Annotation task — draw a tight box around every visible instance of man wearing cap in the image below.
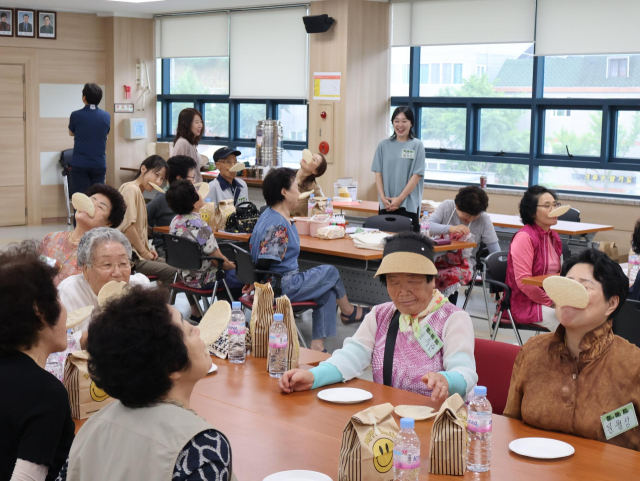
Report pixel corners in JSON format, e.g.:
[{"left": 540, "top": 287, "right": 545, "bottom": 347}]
[
  {"left": 277, "top": 231, "right": 477, "bottom": 404},
  {"left": 209, "top": 147, "right": 249, "bottom": 206}
]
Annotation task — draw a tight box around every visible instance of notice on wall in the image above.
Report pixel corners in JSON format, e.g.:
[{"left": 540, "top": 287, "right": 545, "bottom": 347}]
[{"left": 313, "top": 72, "right": 341, "bottom": 100}]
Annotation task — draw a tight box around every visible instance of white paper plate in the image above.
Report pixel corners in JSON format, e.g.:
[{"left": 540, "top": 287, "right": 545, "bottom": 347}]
[
  {"left": 207, "top": 363, "right": 218, "bottom": 374},
  {"left": 317, "top": 387, "right": 372, "bottom": 404},
  {"left": 263, "top": 471, "right": 332, "bottom": 481},
  {"left": 509, "top": 437, "right": 575, "bottom": 459}
]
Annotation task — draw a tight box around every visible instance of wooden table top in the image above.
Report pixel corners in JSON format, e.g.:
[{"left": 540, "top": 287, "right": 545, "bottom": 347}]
[
  {"left": 153, "top": 226, "right": 476, "bottom": 260},
  {"left": 489, "top": 213, "right": 613, "bottom": 236},
  {"left": 74, "top": 353, "right": 640, "bottom": 480},
  {"left": 333, "top": 200, "right": 381, "bottom": 214},
  {"left": 521, "top": 273, "right": 558, "bottom": 287}
]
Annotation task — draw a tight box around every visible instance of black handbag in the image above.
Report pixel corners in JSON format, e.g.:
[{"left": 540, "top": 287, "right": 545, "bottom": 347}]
[{"left": 224, "top": 201, "right": 260, "bottom": 233}]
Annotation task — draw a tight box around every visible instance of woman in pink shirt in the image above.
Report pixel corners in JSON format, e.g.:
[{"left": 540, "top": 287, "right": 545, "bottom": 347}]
[{"left": 505, "top": 186, "right": 562, "bottom": 331}]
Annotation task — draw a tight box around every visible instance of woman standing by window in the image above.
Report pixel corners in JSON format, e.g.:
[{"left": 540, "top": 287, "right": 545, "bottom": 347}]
[
  {"left": 372, "top": 106, "right": 425, "bottom": 232},
  {"left": 173, "top": 108, "right": 206, "bottom": 183}
]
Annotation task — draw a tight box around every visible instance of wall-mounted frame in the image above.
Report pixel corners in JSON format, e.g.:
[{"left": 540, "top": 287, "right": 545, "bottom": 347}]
[
  {"left": 0, "top": 7, "right": 14, "bottom": 37},
  {"left": 37, "top": 10, "right": 56, "bottom": 40},
  {"left": 15, "top": 8, "right": 35, "bottom": 38}
]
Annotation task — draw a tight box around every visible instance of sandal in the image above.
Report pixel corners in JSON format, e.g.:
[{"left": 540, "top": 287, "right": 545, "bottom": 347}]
[{"left": 341, "top": 305, "right": 370, "bottom": 325}]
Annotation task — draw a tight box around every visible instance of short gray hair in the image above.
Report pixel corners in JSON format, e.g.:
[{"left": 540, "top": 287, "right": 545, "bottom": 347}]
[{"left": 77, "top": 227, "right": 132, "bottom": 267}]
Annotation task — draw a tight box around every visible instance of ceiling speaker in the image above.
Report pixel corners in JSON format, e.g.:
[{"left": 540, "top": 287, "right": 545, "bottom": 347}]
[{"left": 303, "top": 14, "right": 335, "bottom": 34}]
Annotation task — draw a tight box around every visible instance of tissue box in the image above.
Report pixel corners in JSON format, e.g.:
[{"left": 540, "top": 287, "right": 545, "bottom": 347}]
[{"left": 334, "top": 181, "right": 358, "bottom": 201}]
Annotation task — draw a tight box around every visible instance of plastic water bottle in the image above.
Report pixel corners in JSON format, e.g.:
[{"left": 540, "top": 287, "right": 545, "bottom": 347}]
[
  {"left": 393, "top": 417, "right": 420, "bottom": 480},
  {"left": 59, "top": 329, "right": 79, "bottom": 365},
  {"left": 45, "top": 354, "right": 63, "bottom": 382},
  {"left": 467, "top": 385, "right": 492, "bottom": 472},
  {"left": 629, "top": 249, "right": 640, "bottom": 283},
  {"left": 268, "top": 313, "right": 288, "bottom": 378},
  {"left": 307, "top": 194, "right": 316, "bottom": 218},
  {"left": 228, "top": 301, "right": 246, "bottom": 363},
  {"left": 325, "top": 198, "right": 334, "bottom": 217},
  {"left": 420, "top": 213, "right": 430, "bottom": 237}
]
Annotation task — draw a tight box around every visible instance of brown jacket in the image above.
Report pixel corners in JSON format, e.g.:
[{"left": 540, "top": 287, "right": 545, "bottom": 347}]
[
  {"left": 504, "top": 321, "right": 640, "bottom": 451},
  {"left": 290, "top": 177, "right": 324, "bottom": 218}
]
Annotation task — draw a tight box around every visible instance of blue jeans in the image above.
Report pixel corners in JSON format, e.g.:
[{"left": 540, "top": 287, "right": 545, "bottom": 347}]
[
  {"left": 281, "top": 265, "right": 346, "bottom": 340},
  {"left": 70, "top": 165, "right": 106, "bottom": 197}
]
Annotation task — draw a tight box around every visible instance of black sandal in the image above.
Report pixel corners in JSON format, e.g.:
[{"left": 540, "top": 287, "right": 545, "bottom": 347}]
[{"left": 341, "top": 305, "right": 370, "bottom": 325}]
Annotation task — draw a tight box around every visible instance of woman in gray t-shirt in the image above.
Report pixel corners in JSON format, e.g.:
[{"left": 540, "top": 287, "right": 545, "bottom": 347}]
[{"left": 371, "top": 107, "right": 425, "bottom": 231}]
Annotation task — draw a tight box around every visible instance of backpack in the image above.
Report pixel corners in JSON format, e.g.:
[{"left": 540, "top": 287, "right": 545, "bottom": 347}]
[{"left": 224, "top": 201, "right": 260, "bottom": 233}]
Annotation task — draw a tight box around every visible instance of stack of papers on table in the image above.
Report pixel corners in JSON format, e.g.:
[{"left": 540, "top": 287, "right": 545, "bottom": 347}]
[{"left": 352, "top": 231, "right": 391, "bottom": 250}]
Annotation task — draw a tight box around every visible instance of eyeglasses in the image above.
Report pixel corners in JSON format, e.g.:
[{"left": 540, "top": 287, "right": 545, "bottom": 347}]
[
  {"left": 218, "top": 159, "right": 237, "bottom": 165},
  {"left": 537, "top": 202, "right": 562, "bottom": 210},
  {"left": 93, "top": 261, "right": 133, "bottom": 273}
]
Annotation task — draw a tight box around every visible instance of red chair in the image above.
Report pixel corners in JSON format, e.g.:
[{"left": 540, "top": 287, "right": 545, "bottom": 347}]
[{"left": 474, "top": 338, "right": 521, "bottom": 415}]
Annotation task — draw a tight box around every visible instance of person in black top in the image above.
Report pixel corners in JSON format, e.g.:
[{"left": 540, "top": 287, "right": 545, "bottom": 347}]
[
  {"left": 0, "top": 241, "right": 74, "bottom": 481},
  {"left": 629, "top": 219, "right": 640, "bottom": 300}
]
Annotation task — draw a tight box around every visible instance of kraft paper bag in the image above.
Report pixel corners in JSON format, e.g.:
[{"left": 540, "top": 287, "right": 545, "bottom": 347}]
[
  {"left": 338, "top": 403, "right": 399, "bottom": 481},
  {"left": 250, "top": 282, "right": 275, "bottom": 358},
  {"left": 598, "top": 241, "right": 619, "bottom": 261},
  {"left": 199, "top": 202, "right": 217, "bottom": 230},
  {"left": 214, "top": 199, "right": 236, "bottom": 232},
  {"left": 274, "top": 295, "right": 300, "bottom": 371},
  {"left": 64, "top": 351, "right": 115, "bottom": 420},
  {"left": 429, "top": 393, "right": 468, "bottom": 476}
]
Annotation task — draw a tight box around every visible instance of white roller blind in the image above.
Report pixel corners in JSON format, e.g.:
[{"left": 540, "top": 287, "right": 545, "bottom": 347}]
[
  {"left": 392, "top": 3, "right": 411, "bottom": 47},
  {"left": 536, "top": 0, "right": 640, "bottom": 56},
  {"left": 230, "top": 8, "right": 307, "bottom": 99},
  {"left": 156, "top": 14, "right": 228, "bottom": 59},
  {"left": 392, "top": 0, "right": 535, "bottom": 47}
]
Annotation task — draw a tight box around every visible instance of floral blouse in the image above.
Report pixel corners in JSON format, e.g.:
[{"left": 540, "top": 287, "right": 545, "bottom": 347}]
[
  {"left": 39, "top": 231, "right": 81, "bottom": 286},
  {"left": 248, "top": 207, "right": 300, "bottom": 275},
  {"left": 170, "top": 213, "right": 219, "bottom": 288}
]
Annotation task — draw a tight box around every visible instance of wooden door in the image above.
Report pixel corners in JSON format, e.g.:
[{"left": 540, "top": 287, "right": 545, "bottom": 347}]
[{"left": 0, "top": 65, "right": 26, "bottom": 226}]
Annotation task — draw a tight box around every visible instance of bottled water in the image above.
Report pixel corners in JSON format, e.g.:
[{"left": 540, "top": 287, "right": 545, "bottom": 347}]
[
  {"left": 420, "top": 213, "right": 430, "bottom": 237},
  {"left": 45, "top": 354, "right": 63, "bottom": 382},
  {"left": 59, "top": 329, "right": 79, "bottom": 366},
  {"left": 228, "top": 301, "right": 246, "bottom": 363},
  {"left": 467, "top": 385, "right": 492, "bottom": 472},
  {"left": 268, "top": 313, "right": 288, "bottom": 378},
  {"left": 307, "top": 194, "right": 316, "bottom": 218},
  {"left": 325, "top": 198, "right": 334, "bottom": 217},
  {"left": 629, "top": 249, "right": 640, "bottom": 283},
  {"left": 393, "top": 417, "right": 420, "bottom": 480}
]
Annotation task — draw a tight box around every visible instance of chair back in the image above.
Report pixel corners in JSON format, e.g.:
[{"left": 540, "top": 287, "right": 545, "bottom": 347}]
[
  {"left": 474, "top": 338, "right": 521, "bottom": 415},
  {"left": 613, "top": 299, "right": 640, "bottom": 348},
  {"left": 484, "top": 251, "right": 509, "bottom": 293},
  {"left": 162, "top": 234, "right": 203, "bottom": 270},
  {"left": 474, "top": 242, "right": 488, "bottom": 268},
  {"left": 259, "top": 205, "right": 268, "bottom": 215},
  {"left": 562, "top": 241, "right": 572, "bottom": 261},
  {"left": 558, "top": 207, "right": 581, "bottom": 223},
  {"left": 230, "top": 244, "right": 257, "bottom": 284},
  {"left": 363, "top": 214, "right": 412, "bottom": 233}
]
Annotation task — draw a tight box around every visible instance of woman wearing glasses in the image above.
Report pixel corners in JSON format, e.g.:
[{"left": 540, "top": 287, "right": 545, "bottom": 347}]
[{"left": 505, "top": 186, "right": 563, "bottom": 331}]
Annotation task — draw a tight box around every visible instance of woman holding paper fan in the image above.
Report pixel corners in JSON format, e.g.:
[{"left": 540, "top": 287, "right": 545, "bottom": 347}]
[
  {"left": 278, "top": 232, "right": 477, "bottom": 404},
  {"left": 505, "top": 248, "right": 640, "bottom": 451},
  {"left": 290, "top": 150, "right": 327, "bottom": 217}
]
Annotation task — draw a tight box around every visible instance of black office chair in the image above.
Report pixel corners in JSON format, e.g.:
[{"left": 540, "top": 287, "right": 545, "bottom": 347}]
[
  {"left": 231, "top": 244, "right": 317, "bottom": 348},
  {"left": 613, "top": 299, "right": 640, "bottom": 348},
  {"left": 162, "top": 234, "right": 233, "bottom": 316},
  {"left": 562, "top": 241, "right": 573, "bottom": 262},
  {"left": 558, "top": 207, "right": 581, "bottom": 223},
  {"left": 364, "top": 214, "right": 412, "bottom": 233},
  {"left": 259, "top": 205, "right": 268, "bottom": 215},
  {"left": 462, "top": 243, "right": 492, "bottom": 325},
  {"left": 484, "top": 251, "right": 550, "bottom": 346},
  {"left": 59, "top": 149, "right": 74, "bottom": 225}
]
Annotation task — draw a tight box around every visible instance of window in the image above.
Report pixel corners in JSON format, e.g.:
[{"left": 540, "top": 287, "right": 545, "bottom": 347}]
[
  {"left": 197, "top": 144, "right": 226, "bottom": 161},
  {"left": 277, "top": 104, "right": 307, "bottom": 142},
  {"left": 543, "top": 110, "right": 602, "bottom": 157},
  {"left": 608, "top": 57, "right": 629, "bottom": 78},
  {"left": 420, "top": 107, "right": 466, "bottom": 150},
  {"left": 390, "top": 47, "right": 410, "bottom": 97},
  {"left": 283, "top": 149, "right": 303, "bottom": 169},
  {"left": 425, "top": 159, "right": 529, "bottom": 187},
  {"left": 479, "top": 108, "right": 531, "bottom": 154},
  {"left": 204, "top": 103, "right": 229, "bottom": 138},
  {"left": 551, "top": 109, "right": 571, "bottom": 117},
  {"left": 615, "top": 111, "right": 640, "bottom": 159},
  {"left": 419, "top": 43, "right": 533, "bottom": 97},
  {"left": 544, "top": 54, "right": 640, "bottom": 98},
  {"left": 156, "top": 59, "right": 162, "bottom": 95},
  {"left": 156, "top": 101, "right": 162, "bottom": 137},
  {"left": 539, "top": 167, "right": 639, "bottom": 196},
  {"left": 169, "top": 57, "right": 229, "bottom": 95},
  {"left": 420, "top": 64, "right": 430, "bottom": 85},
  {"left": 171, "top": 102, "right": 194, "bottom": 135},
  {"left": 238, "top": 104, "right": 266, "bottom": 139},
  {"left": 236, "top": 146, "right": 256, "bottom": 165}
]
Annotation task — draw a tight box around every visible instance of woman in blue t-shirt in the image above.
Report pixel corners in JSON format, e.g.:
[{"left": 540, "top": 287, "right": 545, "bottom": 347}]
[{"left": 249, "top": 168, "right": 369, "bottom": 352}]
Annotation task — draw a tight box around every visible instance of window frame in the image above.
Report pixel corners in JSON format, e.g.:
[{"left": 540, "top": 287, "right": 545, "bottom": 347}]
[{"left": 391, "top": 47, "right": 640, "bottom": 198}]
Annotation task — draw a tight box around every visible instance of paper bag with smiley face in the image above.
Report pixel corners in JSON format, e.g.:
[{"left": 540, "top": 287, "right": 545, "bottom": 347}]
[
  {"left": 429, "top": 393, "right": 468, "bottom": 475},
  {"left": 64, "top": 350, "right": 115, "bottom": 419},
  {"left": 338, "top": 402, "right": 398, "bottom": 481},
  {"left": 199, "top": 202, "right": 217, "bottom": 230}
]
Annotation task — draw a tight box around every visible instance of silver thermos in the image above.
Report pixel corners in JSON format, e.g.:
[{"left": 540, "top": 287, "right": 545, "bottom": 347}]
[{"left": 256, "top": 120, "right": 283, "bottom": 177}]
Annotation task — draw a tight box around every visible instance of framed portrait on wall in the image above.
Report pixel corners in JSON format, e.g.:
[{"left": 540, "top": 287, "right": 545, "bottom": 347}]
[
  {"left": 15, "top": 9, "right": 35, "bottom": 37},
  {"left": 37, "top": 11, "right": 56, "bottom": 39},
  {"left": 0, "top": 7, "right": 13, "bottom": 36}
]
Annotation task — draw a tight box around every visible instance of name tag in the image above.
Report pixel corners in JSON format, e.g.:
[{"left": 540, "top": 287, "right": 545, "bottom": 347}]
[
  {"left": 401, "top": 149, "right": 415, "bottom": 159},
  {"left": 601, "top": 403, "right": 638, "bottom": 440},
  {"left": 90, "top": 105, "right": 96, "bottom": 110},
  {"left": 416, "top": 324, "right": 443, "bottom": 359},
  {"left": 237, "top": 196, "right": 248, "bottom": 204}
]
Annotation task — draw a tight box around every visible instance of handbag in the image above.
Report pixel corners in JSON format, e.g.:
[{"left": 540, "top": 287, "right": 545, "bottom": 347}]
[{"left": 224, "top": 201, "right": 260, "bottom": 233}]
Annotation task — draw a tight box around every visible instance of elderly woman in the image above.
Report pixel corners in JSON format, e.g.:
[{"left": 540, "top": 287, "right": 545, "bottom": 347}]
[
  {"left": 57, "top": 228, "right": 150, "bottom": 344},
  {"left": 504, "top": 248, "right": 640, "bottom": 451},
  {"left": 505, "top": 185, "right": 563, "bottom": 331},
  {"left": 429, "top": 185, "right": 500, "bottom": 305},
  {"left": 56, "top": 287, "right": 236, "bottom": 480},
  {"left": 249, "top": 168, "right": 368, "bottom": 352},
  {"left": 279, "top": 232, "right": 477, "bottom": 403},
  {"left": 0, "top": 242, "right": 74, "bottom": 481},
  {"left": 629, "top": 219, "right": 640, "bottom": 300},
  {"left": 39, "top": 184, "right": 126, "bottom": 286},
  {"left": 290, "top": 151, "right": 327, "bottom": 217}
]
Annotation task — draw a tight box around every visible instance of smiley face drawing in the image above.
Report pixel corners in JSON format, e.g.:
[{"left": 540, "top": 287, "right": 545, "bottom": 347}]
[
  {"left": 90, "top": 381, "right": 109, "bottom": 402},
  {"left": 372, "top": 437, "right": 394, "bottom": 473},
  {"left": 200, "top": 211, "right": 211, "bottom": 224}
]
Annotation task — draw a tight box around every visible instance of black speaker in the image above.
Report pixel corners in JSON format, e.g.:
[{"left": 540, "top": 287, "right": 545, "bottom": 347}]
[{"left": 303, "top": 14, "right": 335, "bottom": 34}]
